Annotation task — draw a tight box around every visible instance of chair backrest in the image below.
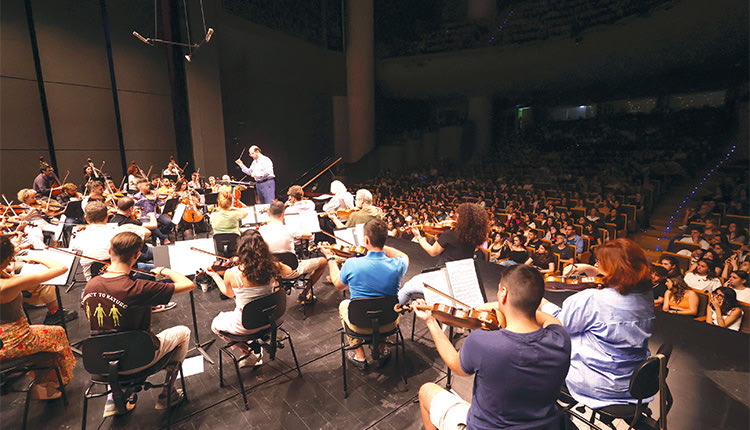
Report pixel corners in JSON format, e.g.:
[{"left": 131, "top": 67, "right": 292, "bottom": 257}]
[
  {"left": 273, "top": 252, "right": 299, "bottom": 271},
  {"left": 213, "top": 233, "right": 239, "bottom": 258},
  {"left": 691, "top": 288, "right": 709, "bottom": 319},
  {"left": 628, "top": 356, "right": 661, "bottom": 400},
  {"left": 347, "top": 296, "right": 399, "bottom": 328},
  {"left": 241, "top": 288, "right": 287, "bottom": 330},
  {"left": 81, "top": 331, "right": 158, "bottom": 375}
]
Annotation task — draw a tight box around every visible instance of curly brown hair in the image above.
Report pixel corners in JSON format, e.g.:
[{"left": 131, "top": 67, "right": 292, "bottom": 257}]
[
  {"left": 454, "top": 203, "right": 489, "bottom": 248},
  {"left": 237, "top": 230, "right": 279, "bottom": 285}
]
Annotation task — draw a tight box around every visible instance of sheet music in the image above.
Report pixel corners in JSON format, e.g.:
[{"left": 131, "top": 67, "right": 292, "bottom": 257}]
[
  {"left": 299, "top": 211, "right": 321, "bottom": 233},
  {"left": 254, "top": 204, "right": 270, "bottom": 224},
  {"left": 334, "top": 228, "right": 356, "bottom": 247},
  {"left": 354, "top": 224, "right": 365, "bottom": 247},
  {"left": 19, "top": 248, "right": 77, "bottom": 286},
  {"left": 406, "top": 270, "right": 455, "bottom": 307},
  {"left": 241, "top": 209, "right": 257, "bottom": 226},
  {"left": 445, "top": 259, "right": 485, "bottom": 308},
  {"left": 283, "top": 213, "right": 302, "bottom": 232},
  {"left": 168, "top": 238, "right": 217, "bottom": 275},
  {"left": 172, "top": 204, "right": 186, "bottom": 225}
]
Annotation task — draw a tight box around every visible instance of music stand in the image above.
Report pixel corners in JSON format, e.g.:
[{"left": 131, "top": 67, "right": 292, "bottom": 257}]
[
  {"left": 64, "top": 200, "right": 83, "bottom": 220},
  {"left": 161, "top": 197, "right": 179, "bottom": 216},
  {"left": 240, "top": 187, "right": 257, "bottom": 206},
  {"left": 153, "top": 241, "right": 216, "bottom": 364},
  {"left": 204, "top": 192, "right": 219, "bottom": 206}
]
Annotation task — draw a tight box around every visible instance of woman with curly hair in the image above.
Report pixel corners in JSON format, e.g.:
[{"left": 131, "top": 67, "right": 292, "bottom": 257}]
[
  {"left": 209, "top": 229, "right": 292, "bottom": 367},
  {"left": 411, "top": 202, "right": 489, "bottom": 263},
  {"left": 662, "top": 276, "right": 699, "bottom": 316}
]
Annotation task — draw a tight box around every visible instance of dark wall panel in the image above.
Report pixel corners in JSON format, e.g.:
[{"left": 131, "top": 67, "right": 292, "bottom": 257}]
[
  {"left": 45, "top": 83, "right": 119, "bottom": 151},
  {"left": 118, "top": 91, "right": 175, "bottom": 151},
  {"left": 0, "top": 151, "right": 52, "bottom": 199},
  {"left": 31, "top": 0, "right": 111, "bottom": 87},
  {"left": 1, "top": 0, "right": 37, "bottom": 80},
  {"left": 0, "top": 79, "right": 48, "bottom": 150}
]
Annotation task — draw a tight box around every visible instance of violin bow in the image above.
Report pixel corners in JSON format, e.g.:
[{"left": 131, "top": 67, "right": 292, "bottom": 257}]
[
  {"left": 1, "top": 195, "right": 18, "bottom": 217},
  {"left": 45, "top": 246, "right": 156, "bottom": 277},
  {"left": 422, "top": 282, "right": 472, "bottom": 310},
  {"left": 318, "top": 229, "right": 356, "bottom": 247},
  {"left": 189, "top": 247, "right": 229, "bottom": 260}
]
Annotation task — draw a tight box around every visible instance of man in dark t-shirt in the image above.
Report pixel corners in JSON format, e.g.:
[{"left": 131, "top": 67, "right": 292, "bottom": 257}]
[
  {"left": 553, "top": 232, "right": 576, "bottom": 265},
  {"left": 651, "top": 265, "right": 669, "bottom": 307},
  {"left": 82, "top": 231, "right": 195, "bottom": 415},
  {"left": 415, "top": 265, "right": 571, "bottom": 430}
]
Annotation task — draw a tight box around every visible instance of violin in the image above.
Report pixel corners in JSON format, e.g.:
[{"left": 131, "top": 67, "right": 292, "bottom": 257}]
[
  {"left": 543, "top": 274, "right": 604, "bottom": 292},
  {"left": 309, "top": 242, "right": 367, "bottom": 258},
  {"left": 189, "top": 247, "right": 237, "bottom": 272},
  {"left": 396, "top": 302, "right": 500, "bottom": 331},
  {"left": 408, "top": 220, "right": 455, "bottom": 236},
  {"left": 335, "top": 208, "right": 356, "bottom": 220}
]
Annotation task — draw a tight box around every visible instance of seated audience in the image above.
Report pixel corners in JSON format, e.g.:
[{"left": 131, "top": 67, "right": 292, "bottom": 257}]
[
  {"left": 725, "top": 270, "right": 750, "bottom": 303},
  {"left": 706, "top": 287, "right": 743, "bottom": 331},
  {"left": 662, "top": 276, "right": 700, "bottom": 316},
  {"left": 684, "top": 259, "right": 721, "bottom": 292},
  {"left": 525, "top": 243, "right": 556, "bottom": 274},
  {"left": 651, "top": 265, "right": 669, "bottom": 307}
]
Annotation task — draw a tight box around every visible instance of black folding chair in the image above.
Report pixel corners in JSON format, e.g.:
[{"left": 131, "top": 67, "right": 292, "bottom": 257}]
[
  {"left": 340, "top": 295, "right": 407, "bottom": 398},
  {"left": 0, "top": 339, "right": 69, "bottom": 430},
  {"left": 80, "top": 331, "right": 188, "bottom": 430},
  {"left": 217, "top": 288, "right": 301, "bottom": 410}
]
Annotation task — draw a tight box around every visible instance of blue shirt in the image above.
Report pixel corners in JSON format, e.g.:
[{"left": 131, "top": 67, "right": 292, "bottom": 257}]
[
  {"left": 566, "top": 234, "right": 584, "bottom": 254},
  {"left": 339, "top": 251, "right": 408, "bottom": 299},
  {"left": 542, "top": 288, "right": 654, "bottom": 409},
  {"left": 459, "top": 324, "right": 571, "bottom": 429}
]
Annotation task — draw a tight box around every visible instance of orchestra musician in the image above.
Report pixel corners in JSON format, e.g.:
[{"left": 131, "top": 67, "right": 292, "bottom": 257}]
[
  {"left": 539, "top": 238, "right": 655, "bottom": 410},
  {"left": 133, "top": 178, "right": 173, "bottom": 245},
  {"left": 33, "top": 162, "right": 61, "bottom": 197},
  {"left": 414, "top": 265, "right": 571, "bottom": 430},
  {"left": 82, "top": 231, "right": 193, "bottom": 415},
  {"left": 234, "top": 145, "right": 275, "bottom": 204},
  {"left": 127, "top": 162, "right": 145, "bottom": 194},
  {"left": 398, "top": 202, "right": 488, "bottom": 305},
  {"left": 188, "top": 172, "right": 204, "bottom": 189},
  {"left": 163, "top": 156, "right": 183, "bottom": 177},
  {"left": 322, "top": 180, "right": 354, "bottom": 212},
  {"left": 258, "top": 201, "right": 327, "bottom": 304},
  {"left": 207, "top": 176, "right": 221, "bottom": 193},
  {"left": 321, "top": 219, "right": 408, "bottom": 369},
  {"left": 209, "top": 230, "right": 294, "bottom": 367},
  {"left": 209, "top": 191, "right": 248, "bottom": 257},
  {"left": 284, "top": 185, "right": 315, "bottom": 215},
  {"left": 329, "top": 189, "right": 383, "bottom": 229},
  {"left": 56, "top": 183, "right": 83, "bottom": 205},
  {"left": 0, "top": 236, "right": 76, "bottom": 400},
  {"left": 172, "top": 180, "right": 209, "bottom": 238}
]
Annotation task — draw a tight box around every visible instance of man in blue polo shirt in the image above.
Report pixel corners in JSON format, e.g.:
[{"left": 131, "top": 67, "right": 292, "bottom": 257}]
[{"left": 322, "top": 218, "right": 408, "bottom": 369}]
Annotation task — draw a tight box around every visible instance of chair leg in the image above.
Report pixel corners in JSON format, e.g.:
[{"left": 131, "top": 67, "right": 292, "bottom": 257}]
[
  {"left": 228, "top": 349, "right": 249, "bottom": 410},
  {"left": 178, "top": 364, "right": 188, "bottom": 402},
  {"left": 219, "top": 348, "right": 225, "bottom": 387},
  {"left": 53, "top": 366, "right": 69, "bottom": 405},
  {"left": 23, "top": 380, "right": 33, "bottom": 430},
  {"left": 398, "top": 331, "right": 407, "bottom": 386},
  {"left": 81, "top": 388, "right": 89, "bottom": 430},
  {"left": 282, "top": 330, "right": 302, "bottom": 377},
  {"left": 341, "top": 332, "right": 348, "bottom": 398},
  {"left": 411, "top": 313, "right": 416, "bottom": 341}
]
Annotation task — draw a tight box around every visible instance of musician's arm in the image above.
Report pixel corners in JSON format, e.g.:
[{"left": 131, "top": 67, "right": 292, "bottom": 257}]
[
  {"left": 535, "top": 310, "right": 562, "bottom": 328},
  {"left": 330, "top": 215, "right": 345, "bottom": 229},
  {"left": 319, "top": 247, "right": 347, "bottom": 291},
  {"left": 422, "top": 314, "right": 468, "bottom": 376},
  {"left": 415, "top": 234, "right": 444, "bottom": 257}
]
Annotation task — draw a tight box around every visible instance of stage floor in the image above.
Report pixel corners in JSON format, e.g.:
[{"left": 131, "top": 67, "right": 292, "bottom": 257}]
[{"left": 1, "top": 238, "right": 748, "bottom": 429}]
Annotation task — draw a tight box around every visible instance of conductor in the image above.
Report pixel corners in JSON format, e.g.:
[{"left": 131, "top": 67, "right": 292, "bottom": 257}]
[{"left": 235, "top": 145, "right": 275, "bottom": 204}]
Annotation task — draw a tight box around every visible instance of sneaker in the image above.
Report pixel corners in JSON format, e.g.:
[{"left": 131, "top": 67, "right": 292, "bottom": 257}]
[
  {"left": 155, "top": 388, "right": 184, "bottom": 410},
  {"left": 103, "top": 394, "right": 137, "bottom": 417},
  {"left": 43, "top": 309, "right": 78, "bottom": 326},
  {"left": 239, "top": 349, "right": 264, "bottom": 368},
  {"left": 346, "top": 351, "right": 367, "bottom": 370},
  {"left": 151, "top": 302, "right": 177, "bottom": 313},
  {"left": 297, "top": 292, "right": 316, "bottom": 305}
]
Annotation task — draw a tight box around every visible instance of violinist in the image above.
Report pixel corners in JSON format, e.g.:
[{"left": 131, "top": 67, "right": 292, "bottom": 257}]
[
  {"left": 258, "top": 201, "right": 326, "bottom": 305},
  {"left": 133, "top": 178, "right": 173, "bottom": 245},
  {"left": 109, "top": 197, "right": 158, "bottom": 238},
  {"left": 157, "top": 177, "right": 174, "bottom": 198},
  {"left": 33, "top": 164, "right": 61, "bottom": 197},
  {"left": 207, "top": 176, "right": 221, "bottom": 193},
  {"left": 56, "top": 183, "right": 83, "bottom": 205},
  {"left": 412, "top": 202, "right": 487, "bottom": 263},
  {"left": 329, "top": 189, "right": 383, "bottom": 229},
  {"left": 218, "top": 175, "right": 233, "bottom": 194},
  {"left": 414, "top": 265, "right": 570, "bottom": 430},
  {"left": 322, "top": 219, "right": 408, "bottom": 369},
  {"left": 284, "top": 185, "right": 315, "bottom": 215},
  {"left": 538, "top": 238, "right": 654, "bottom": 410},
  {"left": 126, "top": 162, "right": 145, "bottom": 194}
]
